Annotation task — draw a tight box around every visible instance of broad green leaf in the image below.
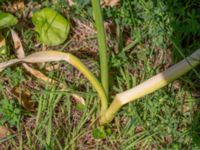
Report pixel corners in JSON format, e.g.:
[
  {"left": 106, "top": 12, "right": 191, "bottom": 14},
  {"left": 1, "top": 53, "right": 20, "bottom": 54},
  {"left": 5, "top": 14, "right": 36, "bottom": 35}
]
[
  {"left": 32, "top": 8, "right": 70, "bottom": 46},
  {"left": 0, "top": 12, "right": 18, "bottom": 29}
]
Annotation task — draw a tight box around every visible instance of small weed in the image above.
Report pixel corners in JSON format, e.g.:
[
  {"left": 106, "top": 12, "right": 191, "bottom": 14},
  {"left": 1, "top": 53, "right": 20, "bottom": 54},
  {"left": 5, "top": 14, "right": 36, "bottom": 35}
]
[{"left": 0, "top": 98, "right": 21, "bottom": 127}]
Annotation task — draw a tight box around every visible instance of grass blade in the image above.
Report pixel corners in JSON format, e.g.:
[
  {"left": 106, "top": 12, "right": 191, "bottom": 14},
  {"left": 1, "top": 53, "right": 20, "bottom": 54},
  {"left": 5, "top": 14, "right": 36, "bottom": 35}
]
[{"left": 92, "top": 0, "right": 109, "bottom": 98}]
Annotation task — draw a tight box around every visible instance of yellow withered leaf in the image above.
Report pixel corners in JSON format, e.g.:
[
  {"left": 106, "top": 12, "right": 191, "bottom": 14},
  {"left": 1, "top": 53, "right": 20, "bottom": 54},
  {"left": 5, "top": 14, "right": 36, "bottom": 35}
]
[
  {"left": 11, "top": 31, "right": 86, "bottom": 107},
  {"left": 11, "top": 30, "right": 57, "bottom": 84},
  {"left": 0, "top": 50, "right": 109, "bottom": 115}
]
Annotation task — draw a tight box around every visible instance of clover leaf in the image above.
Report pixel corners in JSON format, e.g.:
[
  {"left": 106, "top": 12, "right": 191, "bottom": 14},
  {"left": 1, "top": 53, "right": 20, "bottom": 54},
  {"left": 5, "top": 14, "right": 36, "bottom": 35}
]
[{"left": 32, "top": 8, "right": 70, "bottom": 46}]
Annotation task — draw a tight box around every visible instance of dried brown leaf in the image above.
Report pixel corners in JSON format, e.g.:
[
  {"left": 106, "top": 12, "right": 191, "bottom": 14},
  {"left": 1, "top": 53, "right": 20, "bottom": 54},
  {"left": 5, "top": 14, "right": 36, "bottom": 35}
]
[
  {"left": 8, "top": 0, "right": 25, "bottom": 12},
  {"left": 12, "top": 86, "right": 36, "bottom": 112},
  {"left": 45, "top": 64, "right": 60, "bottom": 71},
  {"left": 102, "top": 0, "right": 119, "bottom": 7},
  {"left": 66, "top": 0, "right": 75, "bottom": 6},
  {"left": 72, "top": 94, "right": 86, "bottom": 106},
  {"left": 11, "top": 30, "right": 25, "bottom": 58},
  {"left": 0, "top": 33, "right": 6, "bottom": 55},
  {"left": 0, "top": 59, "right": 20, "bottom": 72},
  {"left": 0, "top": 126, "right": 10, "bottom": 139},
  {"left": 0, "top": 33, "right": 5, "bottom": 48},
  {"left": 135, "top": 125, "right": 143, "bottom": 133}
]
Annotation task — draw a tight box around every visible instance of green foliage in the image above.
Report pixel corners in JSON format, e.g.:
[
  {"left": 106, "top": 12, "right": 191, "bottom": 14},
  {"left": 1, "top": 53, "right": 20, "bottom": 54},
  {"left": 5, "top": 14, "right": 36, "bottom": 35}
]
[
  {"left": 32, "top": 8, "right": 70, "bottom": 46},
  {"left": 167, "top": 0, "right": 200, "bottom": 55},
  {"left": 92, "top": 127, "right": 107, "bottom": 139},
  {"left": 190, "top": 110, "right": 200, "bottom": 148},
  {"left": 0, "top": 12, "right": 18, "bottom": 29},
  {"left": 0, "top": 45, "right": 6, "bottom": 55},
  {"left": 104, "top": 0, "right": 172, "bottom": 49},
  {"left": 0, "top": 0, "right": 200, "bottom": 149},
  {"left": 0, "top": 0, "right": 14, "bottom": 4},
  {"left": 0, "top": 98, "right": 21, "bottom": 127},
  {"left": 75, "top": 103, "right": 86, "bottom": 111},
  {"left": 2, "top": 68, "right": 24, "bottom": 86}
]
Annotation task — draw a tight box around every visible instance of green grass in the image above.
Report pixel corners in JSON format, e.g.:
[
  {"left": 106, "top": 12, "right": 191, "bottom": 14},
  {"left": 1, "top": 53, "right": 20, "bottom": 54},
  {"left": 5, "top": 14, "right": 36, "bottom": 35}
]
[{"left": 0, "top": 0, "right": 200, "bottom": 149}]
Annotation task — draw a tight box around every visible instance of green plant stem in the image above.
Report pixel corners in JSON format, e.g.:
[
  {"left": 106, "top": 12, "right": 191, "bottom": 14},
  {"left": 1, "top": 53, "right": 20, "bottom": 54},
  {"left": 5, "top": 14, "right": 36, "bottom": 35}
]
[
  {"left": 0, "top": 51, "right": 108, "bottom": 114},
  {"left": 91, "top": 0, "right": 109, "bottom": 97},
  {"left": 100, "top": 49, "right": 200, "bottom": 125}
]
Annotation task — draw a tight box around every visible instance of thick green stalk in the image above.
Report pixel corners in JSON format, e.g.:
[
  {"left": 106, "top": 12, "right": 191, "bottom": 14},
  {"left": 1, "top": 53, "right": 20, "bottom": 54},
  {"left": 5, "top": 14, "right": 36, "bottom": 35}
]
[
  {"left": 100, "top": 49, "right": 200, "bottom": 125},
  {"left": 92, "top": 0, "right": 109, "bottom": 97},
  {"left": 0, "top": 51, "right": 108, "bottom": 114}
]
